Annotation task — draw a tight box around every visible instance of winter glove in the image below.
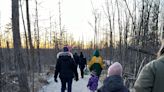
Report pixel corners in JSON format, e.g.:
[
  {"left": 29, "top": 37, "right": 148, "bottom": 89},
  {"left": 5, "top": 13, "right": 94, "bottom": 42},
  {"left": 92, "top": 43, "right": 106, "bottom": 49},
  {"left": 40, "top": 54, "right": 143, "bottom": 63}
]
[
  {"left": 54, "top": 78, "right": 58, "bottom": 82},
  {"left": 75, "top": 77, "right": 79, "bottom": 81}
]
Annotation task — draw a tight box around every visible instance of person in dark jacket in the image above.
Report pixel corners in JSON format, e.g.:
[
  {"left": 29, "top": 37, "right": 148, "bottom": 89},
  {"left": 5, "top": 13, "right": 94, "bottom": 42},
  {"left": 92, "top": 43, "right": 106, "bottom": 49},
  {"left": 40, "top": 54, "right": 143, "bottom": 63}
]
[
  {"left": 98, "top": 62, "right": 129, "bottom": 92},
  {"left": 73, "top": 52, "right": 80, "bottom": 68},
  {"left": 87, "top": 70, "right": 99, "bottom": 92},
  {"left": 79, "top": 52, "right": 87, "bottom": 78},
  {"left": 54, "top": 46, "right": 79, "bottom": 92}
]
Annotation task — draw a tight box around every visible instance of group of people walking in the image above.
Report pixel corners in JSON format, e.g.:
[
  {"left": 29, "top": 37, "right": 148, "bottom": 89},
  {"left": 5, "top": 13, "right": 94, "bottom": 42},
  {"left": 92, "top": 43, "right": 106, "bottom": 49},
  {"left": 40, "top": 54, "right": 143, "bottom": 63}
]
[
  {"left": 54, "top": 39, "right": 164, "bottom": 92},
  {"left": 54, "top": 46, "right": 87, "bottom": 92}
]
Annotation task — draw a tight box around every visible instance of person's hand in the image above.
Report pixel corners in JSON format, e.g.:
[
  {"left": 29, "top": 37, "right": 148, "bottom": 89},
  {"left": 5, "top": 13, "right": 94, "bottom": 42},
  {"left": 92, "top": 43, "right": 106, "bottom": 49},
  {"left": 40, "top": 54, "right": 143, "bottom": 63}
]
[
  {"left": 75, "top": 77, "right": 79, "bottom": 81},
  {"left": 54, "top": 78, "right": 58, "bottom": 82}
]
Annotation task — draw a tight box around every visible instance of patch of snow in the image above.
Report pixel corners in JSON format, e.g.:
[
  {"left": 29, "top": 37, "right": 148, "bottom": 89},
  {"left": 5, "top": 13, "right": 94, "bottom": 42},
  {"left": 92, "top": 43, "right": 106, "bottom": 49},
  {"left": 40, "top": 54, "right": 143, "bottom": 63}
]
[{"left": 39, "top": 69, "right": 102, "bottom": 92}]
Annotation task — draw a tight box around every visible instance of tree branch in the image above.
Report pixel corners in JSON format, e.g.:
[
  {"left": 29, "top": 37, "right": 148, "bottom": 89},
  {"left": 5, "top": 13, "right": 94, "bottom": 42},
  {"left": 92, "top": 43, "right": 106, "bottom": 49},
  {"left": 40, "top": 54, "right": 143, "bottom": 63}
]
[{"left": 128, "top": 46, "right": 156, "bottom": 56}]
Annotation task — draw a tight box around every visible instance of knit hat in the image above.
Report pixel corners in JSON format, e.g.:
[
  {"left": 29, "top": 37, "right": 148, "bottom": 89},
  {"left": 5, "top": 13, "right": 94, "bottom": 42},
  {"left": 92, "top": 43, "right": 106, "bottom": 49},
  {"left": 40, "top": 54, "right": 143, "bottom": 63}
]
[
  {"left": 93, "top": 49, "right": 99, "bottom": 57},
  {"left": 107, "top": 62, "right": 123, "bottom": 77},
  {"left": 63, "top": 46, "right": 69, "bottom": 52},
  {"left": 67, "top": 46, "right": 72, "bottom": 52}
]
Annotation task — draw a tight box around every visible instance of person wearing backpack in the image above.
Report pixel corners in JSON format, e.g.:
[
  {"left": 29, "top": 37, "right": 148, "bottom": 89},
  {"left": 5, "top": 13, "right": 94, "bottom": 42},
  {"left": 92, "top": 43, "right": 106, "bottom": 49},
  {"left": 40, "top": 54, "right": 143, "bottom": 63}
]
[
  {"left": 88, "top": 49, "right": 104, "bottom": 77},
  {"left": 134, "top": 40, "right": 164, "bottom": 92},
  {"left": 54, "top": 46, "right": 79, "bottom": 92}
]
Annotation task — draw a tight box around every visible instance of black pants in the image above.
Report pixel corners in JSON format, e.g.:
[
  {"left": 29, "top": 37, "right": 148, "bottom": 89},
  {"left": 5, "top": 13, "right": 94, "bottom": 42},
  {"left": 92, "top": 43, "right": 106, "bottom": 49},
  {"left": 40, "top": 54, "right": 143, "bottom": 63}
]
[
  {"left": 60, "top": 78, "right": 73, "bottom": 92},
  {"left": 80, "top": 68, "right": 84, "bottom": 78}
]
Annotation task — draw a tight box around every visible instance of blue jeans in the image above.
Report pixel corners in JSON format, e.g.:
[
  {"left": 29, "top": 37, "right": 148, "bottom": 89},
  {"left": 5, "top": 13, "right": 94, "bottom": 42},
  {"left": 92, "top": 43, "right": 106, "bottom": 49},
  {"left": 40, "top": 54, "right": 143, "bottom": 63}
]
[{"left": 60, "top": 78, "right": 73, "bottom": 92}]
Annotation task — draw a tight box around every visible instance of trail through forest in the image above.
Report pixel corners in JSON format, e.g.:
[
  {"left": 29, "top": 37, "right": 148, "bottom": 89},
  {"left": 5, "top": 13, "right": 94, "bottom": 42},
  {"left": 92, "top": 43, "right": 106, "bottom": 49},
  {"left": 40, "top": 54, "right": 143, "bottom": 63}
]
[{"left": 39, "top": 69, "right": 102, "bottom": 92}]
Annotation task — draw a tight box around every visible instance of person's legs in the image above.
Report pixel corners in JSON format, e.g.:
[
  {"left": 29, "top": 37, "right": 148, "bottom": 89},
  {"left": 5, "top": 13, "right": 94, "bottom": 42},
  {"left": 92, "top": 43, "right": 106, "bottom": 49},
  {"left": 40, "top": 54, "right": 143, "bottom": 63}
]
[
  {"left": 60, "top": 78, "right": 66, "bottom": 92},
  {"left": 97, "top": 69, "right": 102, "bottom": 78},
  {"left": 67, "top": 78, "right": 73, "bottom": 92},
  {"left": 80, "top": 68, "right": 84, "bottom": 78}
]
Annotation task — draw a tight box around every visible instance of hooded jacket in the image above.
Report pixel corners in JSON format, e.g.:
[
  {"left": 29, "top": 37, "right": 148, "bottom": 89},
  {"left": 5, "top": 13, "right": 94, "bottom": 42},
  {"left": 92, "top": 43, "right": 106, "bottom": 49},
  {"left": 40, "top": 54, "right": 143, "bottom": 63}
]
[
  {"left": 98, "top": 75, "right": 129, "bottom": 92},
  {"left": 87, "top": 74, "right": 99, "bottom": 91},
  {"left": 54, "top": 52, "right": 78, "bottom": 79},
  {"left": 134, "top": 55, "right": 164, "bottom": 92},
  {"left": 88, "top": 50, "right": 104, "bottom": 76}
]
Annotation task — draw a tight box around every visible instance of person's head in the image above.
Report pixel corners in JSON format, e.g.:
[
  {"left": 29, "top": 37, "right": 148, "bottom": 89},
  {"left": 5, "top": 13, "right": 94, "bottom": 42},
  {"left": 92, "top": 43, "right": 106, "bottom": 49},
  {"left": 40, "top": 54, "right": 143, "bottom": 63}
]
[
  {"left": 80, "top": 52, "right": 84, "bottom": 57},
  {"left": 63, "top": 46, "right": 69, "bottom": 52},
  {"left": 93, "top": 49, "right": 99, "bottom": 57},
  {"left": 74, "top": 52, "right": 78, "bottom": 55},
  {"left": 67, "top": 46, "right": 72, "bottom": 52},
  {"left": 157, "top": 39, "right": 164, "bottom": 58},
  {"left": 107, "top": 62, "right": 123, "bottom": 77}
]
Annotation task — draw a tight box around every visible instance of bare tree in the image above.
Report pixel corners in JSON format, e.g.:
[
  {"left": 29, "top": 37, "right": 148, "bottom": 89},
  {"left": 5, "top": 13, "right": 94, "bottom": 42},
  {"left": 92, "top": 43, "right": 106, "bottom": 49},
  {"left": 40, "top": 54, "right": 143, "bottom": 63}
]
[
  {"left": 49, "top": 13, "right": 54, "bottom": 48},
  {"left": 0, "top": 15, "right": 3, "bottom": 91},
  {"left": 90, "top": 0, "right": 100, "bottom": 49},
  {"left": 12, "top": 0, "right": 30, "bottom": 91},
  {"left": 105, "top": 0, "right": 114, "bottom": 61},
  {"left": 44, "top": 28, "right": 48, "bottom": 48},
  {"left": 25, "top": 0, "right": 35, "bottom": 91},
  {"left": 124, "top": 11, "right": 130, "bottom": 69},
  {"left": 59, "top": 0, "right": 63, "bottom": 48},
  {"left": 150, "top": 0, "right": 160, "bottom": 48},
  {"left": 20, "top": 0, "right": 30, "bottom": 71},
  {"left": 0, "top": 47, "right": 2, "bottom": 92},
  {"left": 163, "top": 22, "right": 164, "bottom": 39},
  {"left": 34, "top": 0, "right": 41, "bottom": 73},
  {"left": 116, "top": 0, "right": 123, "bottom": 63}
]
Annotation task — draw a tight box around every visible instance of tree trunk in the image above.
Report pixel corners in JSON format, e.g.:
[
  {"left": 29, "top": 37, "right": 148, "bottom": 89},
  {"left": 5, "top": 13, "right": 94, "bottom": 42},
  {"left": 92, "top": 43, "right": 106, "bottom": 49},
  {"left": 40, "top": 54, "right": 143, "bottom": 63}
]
[
  {"left": 12, "top": 0, "right": 30, "bottom": 92},
  {"left": 106, "top": 0, "right": 113, "bottom": 61},
  {"left": 0, "top": 33, "right": 3, "bottom": 92},
  {"left": 35, "top": 0, "right": 41, "bottom": 73},
  {"left": 116, "top": 0, "right": 122, "bottom": 63},
  {"left": 26, "top": 0, "right": 35, "bottom": 91},
  {"left": 163, "top": 26, "right": 164, "bottom": 39},
  {"left": 59, "top": 0, "right": 63, "bottom": 48},
  {"left": 20, "top": 0, "right": 30, "bottom": 71},
  {"left": 124, "top": 13, "right": 129, "bottom": 70}
]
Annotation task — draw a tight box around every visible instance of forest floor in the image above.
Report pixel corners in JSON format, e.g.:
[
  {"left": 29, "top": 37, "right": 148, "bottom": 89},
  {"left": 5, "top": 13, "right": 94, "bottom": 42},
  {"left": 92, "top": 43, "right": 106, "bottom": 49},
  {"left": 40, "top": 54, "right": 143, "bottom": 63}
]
[
  {"left": 1, "top": 65, "right": 134, "bottom": 92},
  {"left": 38, "top": 67, "right": 134, "bottom": 92}
]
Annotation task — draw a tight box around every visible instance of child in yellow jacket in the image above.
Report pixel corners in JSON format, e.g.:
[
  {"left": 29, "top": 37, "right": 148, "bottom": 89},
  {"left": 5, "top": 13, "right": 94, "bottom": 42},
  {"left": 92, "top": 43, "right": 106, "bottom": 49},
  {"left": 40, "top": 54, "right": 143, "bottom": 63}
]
[{"left": 88, "top": 49, "right": 104, "bottom": 77}]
